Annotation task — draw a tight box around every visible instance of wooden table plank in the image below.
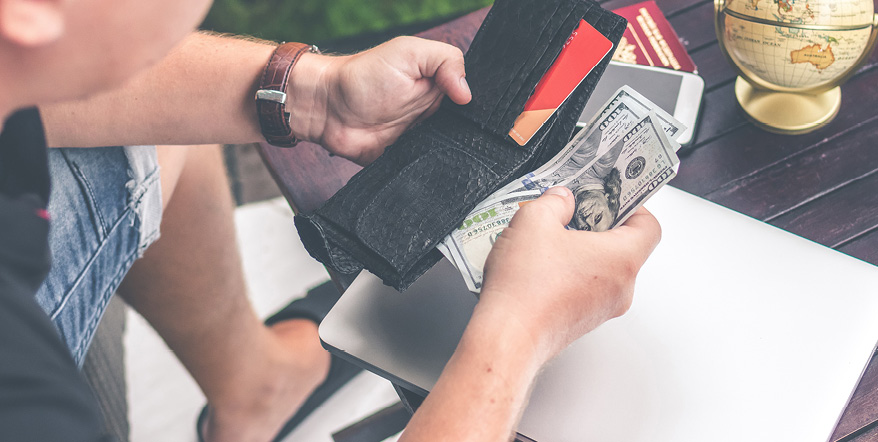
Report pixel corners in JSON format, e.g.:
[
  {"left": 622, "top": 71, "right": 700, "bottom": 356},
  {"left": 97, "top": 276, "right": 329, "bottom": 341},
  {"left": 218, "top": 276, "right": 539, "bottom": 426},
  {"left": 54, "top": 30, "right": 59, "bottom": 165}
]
[
  {"left": 667, "top": 0, "right": 718, "bottom": 51},
  {"left": 686, "top": 79, "right": 748, "bottom": 144},
  {"left": 839, "top": 229, "right": 878, "bottom": 268},
  {"left": 833, "top": 351, "right": 878, "bottom": 442},
  {"left": 768, "top": 171, "right": 878, "bottom": 248},
  {"left": 674, "top": 67, "right": 878, "bottom": 196},
  {"left": 845, "top": 422, "right": 878, "bottom": 442},
  {"left": 702, "top": 117, "right": 878, "bottom": 221},
  {"left": 689, "top": 43, "right": 735, "bottom": 89}
]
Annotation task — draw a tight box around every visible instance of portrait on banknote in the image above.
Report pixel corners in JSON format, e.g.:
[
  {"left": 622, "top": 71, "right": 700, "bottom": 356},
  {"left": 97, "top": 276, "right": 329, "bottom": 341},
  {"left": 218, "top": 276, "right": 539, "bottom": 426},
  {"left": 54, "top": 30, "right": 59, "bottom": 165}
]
[{"left": 567, "top": 133, "right": 625, "bottom": 231}]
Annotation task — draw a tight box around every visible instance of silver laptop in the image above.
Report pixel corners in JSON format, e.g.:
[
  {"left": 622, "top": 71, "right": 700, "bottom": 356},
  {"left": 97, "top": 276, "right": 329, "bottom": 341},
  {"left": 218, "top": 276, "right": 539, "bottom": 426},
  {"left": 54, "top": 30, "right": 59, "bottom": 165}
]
[{"left": 319, "top": 187, "right": 878, "bottom": 442}]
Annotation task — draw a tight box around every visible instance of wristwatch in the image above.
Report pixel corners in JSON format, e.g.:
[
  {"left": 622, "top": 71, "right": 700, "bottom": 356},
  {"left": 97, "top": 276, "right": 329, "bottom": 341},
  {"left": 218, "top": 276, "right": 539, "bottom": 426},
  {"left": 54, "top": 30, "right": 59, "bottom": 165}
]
[{"left": 255, "top": 42, "right": 320, "bottom": 147}]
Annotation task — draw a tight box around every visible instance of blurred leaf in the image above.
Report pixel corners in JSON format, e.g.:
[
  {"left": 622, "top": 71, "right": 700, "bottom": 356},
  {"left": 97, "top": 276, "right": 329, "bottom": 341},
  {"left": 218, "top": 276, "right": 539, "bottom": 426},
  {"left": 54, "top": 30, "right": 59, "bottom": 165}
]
[{"left": 201, "top": 0, "right": 492, "bottom": 42}]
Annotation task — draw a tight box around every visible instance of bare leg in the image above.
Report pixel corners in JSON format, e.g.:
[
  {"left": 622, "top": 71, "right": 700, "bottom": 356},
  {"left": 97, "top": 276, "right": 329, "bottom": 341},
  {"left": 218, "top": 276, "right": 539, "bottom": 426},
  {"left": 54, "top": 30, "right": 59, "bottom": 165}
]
[{"left": 117, "top": 145, "right": 330, "bottom": 442}]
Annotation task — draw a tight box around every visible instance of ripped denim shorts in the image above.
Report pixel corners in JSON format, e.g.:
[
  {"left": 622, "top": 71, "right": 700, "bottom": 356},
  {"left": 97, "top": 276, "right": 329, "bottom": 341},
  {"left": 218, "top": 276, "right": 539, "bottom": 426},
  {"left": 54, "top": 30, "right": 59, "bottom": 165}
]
[{"left": 34, "top": 146, "right": 162, "bottom": 367}]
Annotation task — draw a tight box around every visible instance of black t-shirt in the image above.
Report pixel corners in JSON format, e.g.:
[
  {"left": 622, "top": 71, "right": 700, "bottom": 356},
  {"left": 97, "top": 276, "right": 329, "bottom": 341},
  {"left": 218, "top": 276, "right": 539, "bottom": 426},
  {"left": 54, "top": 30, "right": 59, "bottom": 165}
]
[
  {"left": 0, "top": 108, "right": 51, "bottom": 291},
  {"left": 0, "top": 108, "right": 110, "bottom": 442}
]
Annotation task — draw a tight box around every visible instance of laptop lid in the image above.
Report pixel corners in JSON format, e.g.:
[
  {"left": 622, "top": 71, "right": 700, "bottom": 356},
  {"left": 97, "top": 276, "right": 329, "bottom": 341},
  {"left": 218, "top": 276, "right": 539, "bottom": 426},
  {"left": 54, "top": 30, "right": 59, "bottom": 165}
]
[{"left": 320, "top": 187, "right": 878, "bottom": 442}]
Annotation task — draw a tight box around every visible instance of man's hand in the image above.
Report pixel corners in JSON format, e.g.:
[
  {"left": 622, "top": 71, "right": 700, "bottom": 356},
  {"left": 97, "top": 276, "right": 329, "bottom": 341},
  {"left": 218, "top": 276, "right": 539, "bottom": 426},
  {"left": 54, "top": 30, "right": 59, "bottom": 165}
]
[
  {"left": 478, "top": 186, "right": 662, "bottom": 364},
  {"left": 41, "top": 33, "right": 469, "bottom": 154},
  {"left": 400, "top": 187, "right": 660, "bottom": 442},
  {"left": 287, "top": 36, "right": 472, "bottom": 165}
]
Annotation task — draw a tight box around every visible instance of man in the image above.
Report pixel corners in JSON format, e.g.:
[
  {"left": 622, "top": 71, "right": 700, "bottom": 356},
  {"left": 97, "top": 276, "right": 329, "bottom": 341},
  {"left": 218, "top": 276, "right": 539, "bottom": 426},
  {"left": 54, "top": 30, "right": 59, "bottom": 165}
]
[
  {"left": 38, "top": 33, "right": 476, "bottom": 442},
  {"left": 0, "top": 2, "right": 661, "bottom": 442}
]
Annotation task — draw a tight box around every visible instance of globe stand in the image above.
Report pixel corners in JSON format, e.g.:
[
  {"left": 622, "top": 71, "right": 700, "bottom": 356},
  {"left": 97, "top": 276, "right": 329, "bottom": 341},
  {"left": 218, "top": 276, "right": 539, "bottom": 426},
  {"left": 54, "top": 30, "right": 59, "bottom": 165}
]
[{"left": 734, "top": 77, "right": 841, "bottom": 135}]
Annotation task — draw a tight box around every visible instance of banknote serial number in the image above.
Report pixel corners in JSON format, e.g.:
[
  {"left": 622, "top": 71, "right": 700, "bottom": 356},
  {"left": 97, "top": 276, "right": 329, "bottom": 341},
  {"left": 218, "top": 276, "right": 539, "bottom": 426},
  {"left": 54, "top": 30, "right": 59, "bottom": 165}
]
[{"left": 465, "top": 218, "right": 512, "bottom": 237}]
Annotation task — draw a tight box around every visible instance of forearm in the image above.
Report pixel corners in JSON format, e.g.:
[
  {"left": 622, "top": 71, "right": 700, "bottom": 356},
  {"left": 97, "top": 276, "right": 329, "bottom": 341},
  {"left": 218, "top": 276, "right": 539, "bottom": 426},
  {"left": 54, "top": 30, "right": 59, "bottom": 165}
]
[
  {"left": 42, "top": 32, "right": 276, "bottom": 147},
  {"left": 399, "top": 303, "right": 547, "bottom": 442}
]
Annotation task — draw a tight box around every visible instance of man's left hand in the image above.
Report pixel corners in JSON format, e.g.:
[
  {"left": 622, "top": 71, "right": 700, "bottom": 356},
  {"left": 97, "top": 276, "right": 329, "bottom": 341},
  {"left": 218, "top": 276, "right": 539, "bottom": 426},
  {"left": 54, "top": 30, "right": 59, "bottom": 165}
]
[{"left": 287, "top": 36, "right": 472, "bottom": 165}]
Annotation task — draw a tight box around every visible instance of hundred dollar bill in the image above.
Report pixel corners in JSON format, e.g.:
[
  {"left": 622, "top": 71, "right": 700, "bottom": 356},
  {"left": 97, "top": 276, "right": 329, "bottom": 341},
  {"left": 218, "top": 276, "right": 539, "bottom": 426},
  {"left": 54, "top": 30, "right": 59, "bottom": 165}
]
[
  {"left": 491, "top": 107, "right": 619, "bottom": 197},
  {"left": 442, "top": 190, "right": 542, "bottom": 292},
  {"left": 602, "top": 85, "right": 684, "bottom": 145},
  {"left": 493, "top": 86, "right": 685, "bottom": 198},
  {"left": 441, "top": 113, "right": 678, "bottom": 292},
  {"left": 527, "top": 101, "right": 644, "bottom": 191},
  {"left": 535, "top": 86, "right": 683, "bottom": 177},
  {"left": 564, "top": 112, "right": 678, "bottom": 231},
  {"left": 540, "top": 85, "right": 683, "bottom": 176},
  {"left": 534, "top": 86, "right": 685, "bottom": 180},
  {"left": 434, "top": 240, "right": 456, "bottom": 270}
]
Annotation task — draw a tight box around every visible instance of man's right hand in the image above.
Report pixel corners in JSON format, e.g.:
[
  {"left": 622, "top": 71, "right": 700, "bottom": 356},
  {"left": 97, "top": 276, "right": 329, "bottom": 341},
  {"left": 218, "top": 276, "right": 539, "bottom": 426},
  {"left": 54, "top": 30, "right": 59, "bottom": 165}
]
[
  {"left": 477, "top": 186, "right": 662, "bottom": 365},
  {"left": 400, "top": 186, "right": 661, "bottom": 442}
]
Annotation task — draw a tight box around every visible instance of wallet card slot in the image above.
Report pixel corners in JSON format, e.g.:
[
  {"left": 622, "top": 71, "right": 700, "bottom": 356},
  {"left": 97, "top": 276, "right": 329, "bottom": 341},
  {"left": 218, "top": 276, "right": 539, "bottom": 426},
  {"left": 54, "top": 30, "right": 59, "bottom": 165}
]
[
  {"left": 480, "top": 2, "right": 570, "bottom": 129},
  {"left": 448, "top": 0, "right": 588, "bottom": 139},
  {"left": 494, "top": 0, "right": 594, "bottom": 137},
  {"left": 460, "top": 0, "right": 563, "bottom": 126}
]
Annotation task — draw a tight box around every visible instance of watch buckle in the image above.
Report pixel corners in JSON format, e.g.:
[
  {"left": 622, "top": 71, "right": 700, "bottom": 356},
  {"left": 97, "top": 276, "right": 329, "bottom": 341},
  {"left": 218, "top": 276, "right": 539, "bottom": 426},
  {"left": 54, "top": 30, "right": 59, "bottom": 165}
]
[{"left": 256, "top": 89, "right": 287, "bottom": 104}]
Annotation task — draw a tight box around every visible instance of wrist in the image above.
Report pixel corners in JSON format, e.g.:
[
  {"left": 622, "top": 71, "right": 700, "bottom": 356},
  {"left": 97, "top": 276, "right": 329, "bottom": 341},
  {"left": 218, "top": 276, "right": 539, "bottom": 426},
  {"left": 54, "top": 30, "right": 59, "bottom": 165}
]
[
  {"left": 284, "top": 52, "right": 336, "bottom": 144},
  {"left": 465, "top": 297, "right": 552, "bottom": 372}
]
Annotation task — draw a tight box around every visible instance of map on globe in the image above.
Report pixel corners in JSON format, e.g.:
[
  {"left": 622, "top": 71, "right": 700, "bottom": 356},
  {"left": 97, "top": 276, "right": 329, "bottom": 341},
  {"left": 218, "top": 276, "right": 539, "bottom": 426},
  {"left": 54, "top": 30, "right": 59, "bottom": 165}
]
[{"left": 722, "top": 0, "right": 874, "bottom": 89}]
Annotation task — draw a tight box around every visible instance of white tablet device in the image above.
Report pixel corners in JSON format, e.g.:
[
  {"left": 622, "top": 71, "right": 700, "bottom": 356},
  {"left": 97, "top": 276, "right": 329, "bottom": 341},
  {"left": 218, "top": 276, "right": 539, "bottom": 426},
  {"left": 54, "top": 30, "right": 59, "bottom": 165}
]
[{"left": 579, "top": 61, "right": 704, "bottom": 145}]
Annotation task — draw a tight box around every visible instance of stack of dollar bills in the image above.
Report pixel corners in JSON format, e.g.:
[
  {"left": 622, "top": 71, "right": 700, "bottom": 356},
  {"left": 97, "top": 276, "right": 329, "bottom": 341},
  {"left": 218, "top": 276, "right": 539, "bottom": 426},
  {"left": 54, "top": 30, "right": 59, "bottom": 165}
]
[{"left": 438, "top": 86, "right": 685, "bottom": 292}]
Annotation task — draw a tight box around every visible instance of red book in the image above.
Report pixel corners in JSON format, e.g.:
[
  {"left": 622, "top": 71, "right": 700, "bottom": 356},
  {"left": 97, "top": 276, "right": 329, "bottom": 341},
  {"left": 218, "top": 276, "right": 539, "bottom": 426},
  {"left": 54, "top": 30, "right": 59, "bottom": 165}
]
[{"left": 611, "top": 1, "right": 697, "bottom": 73}]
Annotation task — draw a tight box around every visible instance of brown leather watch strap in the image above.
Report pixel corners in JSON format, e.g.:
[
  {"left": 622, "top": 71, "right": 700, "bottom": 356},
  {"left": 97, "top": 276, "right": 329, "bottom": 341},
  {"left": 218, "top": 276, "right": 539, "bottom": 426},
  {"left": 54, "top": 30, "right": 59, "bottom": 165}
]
[{"left": 256, "top": 42, "right": 318, "bottom": 147}]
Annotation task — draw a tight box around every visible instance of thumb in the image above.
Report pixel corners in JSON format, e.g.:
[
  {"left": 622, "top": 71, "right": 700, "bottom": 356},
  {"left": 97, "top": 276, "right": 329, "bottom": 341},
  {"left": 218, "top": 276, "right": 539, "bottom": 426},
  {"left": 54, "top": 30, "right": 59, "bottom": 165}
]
[
  {"left": 514, "top": 187, "right": 575, "bottom": 228},
  {"left": 418, "top": 41, "right": 471, "bottom": 105}
]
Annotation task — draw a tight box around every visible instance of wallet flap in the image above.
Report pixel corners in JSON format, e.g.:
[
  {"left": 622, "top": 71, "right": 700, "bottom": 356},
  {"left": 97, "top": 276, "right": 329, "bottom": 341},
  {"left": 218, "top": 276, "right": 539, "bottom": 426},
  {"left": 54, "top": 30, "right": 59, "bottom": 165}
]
[{"left": 355, "top": 138, "right": 499, "bottom": 269}]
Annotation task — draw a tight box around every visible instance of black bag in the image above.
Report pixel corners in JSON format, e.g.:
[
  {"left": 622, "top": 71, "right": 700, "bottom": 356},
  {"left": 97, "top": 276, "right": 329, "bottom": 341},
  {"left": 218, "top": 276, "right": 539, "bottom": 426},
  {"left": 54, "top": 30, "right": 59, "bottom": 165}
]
[{"left": 295, "top": 0, "right": 627, "bottom": 290}]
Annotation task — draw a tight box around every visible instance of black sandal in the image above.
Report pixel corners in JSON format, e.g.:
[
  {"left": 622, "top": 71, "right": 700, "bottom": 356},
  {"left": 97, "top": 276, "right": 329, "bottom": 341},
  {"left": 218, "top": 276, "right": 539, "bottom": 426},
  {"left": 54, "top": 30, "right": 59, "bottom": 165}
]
[{"left": 196, "top": 282, "right": 362, "bottom": 442}]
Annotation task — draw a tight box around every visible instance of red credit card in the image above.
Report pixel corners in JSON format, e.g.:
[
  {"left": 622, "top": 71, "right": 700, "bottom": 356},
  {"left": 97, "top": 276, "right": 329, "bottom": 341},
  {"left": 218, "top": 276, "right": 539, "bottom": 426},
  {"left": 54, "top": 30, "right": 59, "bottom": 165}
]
[{"left": 509, "top": 19, "right": 613, "bottom": 146}]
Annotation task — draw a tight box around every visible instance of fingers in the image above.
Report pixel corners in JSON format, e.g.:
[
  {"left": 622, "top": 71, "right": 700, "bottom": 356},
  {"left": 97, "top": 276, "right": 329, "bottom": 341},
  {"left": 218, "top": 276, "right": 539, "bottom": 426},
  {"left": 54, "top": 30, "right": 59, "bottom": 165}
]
[
  {"left": 432, "top": 53, "right": 470, "bottom": 105},
  {"left": 540, "top": 187, "right": 576, "bottom": 224},
  {"left": 403, "top": 37, "right": 471, "bottom": 105},
  {"left": 616, "top": 207, "right": 662, "bottom": 263},
  {"left": 512, "top": 187, "right": 575, "bottom": 228},
  {"left": 443, "top": 76, "right": 472, "bottom": 105}
]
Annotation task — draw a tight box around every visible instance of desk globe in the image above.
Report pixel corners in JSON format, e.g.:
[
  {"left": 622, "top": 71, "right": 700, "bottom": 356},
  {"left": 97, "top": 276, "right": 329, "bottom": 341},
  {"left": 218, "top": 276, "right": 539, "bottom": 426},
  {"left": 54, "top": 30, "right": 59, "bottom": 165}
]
[{"left": 715, "top": 0, "right": 878, "bottom": 134}]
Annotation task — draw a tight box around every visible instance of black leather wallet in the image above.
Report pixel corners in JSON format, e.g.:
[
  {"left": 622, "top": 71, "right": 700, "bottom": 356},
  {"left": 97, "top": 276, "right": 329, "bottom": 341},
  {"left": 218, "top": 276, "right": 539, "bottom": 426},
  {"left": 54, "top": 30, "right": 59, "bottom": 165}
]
[{"left": 295, "top": 0, "right": 627, "bottom": 290}]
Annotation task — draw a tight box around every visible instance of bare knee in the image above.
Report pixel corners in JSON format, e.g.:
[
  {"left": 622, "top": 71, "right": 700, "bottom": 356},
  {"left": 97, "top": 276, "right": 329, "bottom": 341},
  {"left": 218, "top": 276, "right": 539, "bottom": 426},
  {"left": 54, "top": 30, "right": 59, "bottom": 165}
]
[{"left": 156, "top": 144, "right": 224, "bottom": 210}]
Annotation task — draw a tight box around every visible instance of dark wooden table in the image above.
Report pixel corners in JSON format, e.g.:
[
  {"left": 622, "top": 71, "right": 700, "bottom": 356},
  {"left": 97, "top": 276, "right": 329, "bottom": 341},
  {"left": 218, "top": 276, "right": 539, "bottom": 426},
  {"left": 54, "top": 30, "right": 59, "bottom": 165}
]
[{"left": 259, "top": 1, "right": 878, "bottom": 440}]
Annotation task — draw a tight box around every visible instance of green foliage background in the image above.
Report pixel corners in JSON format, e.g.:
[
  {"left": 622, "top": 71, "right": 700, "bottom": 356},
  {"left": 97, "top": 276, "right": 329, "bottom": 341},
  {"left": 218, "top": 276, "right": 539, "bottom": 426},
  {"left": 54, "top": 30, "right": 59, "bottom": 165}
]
[{"left": 202, "top": 0, "right": 492, "bottom": 43}]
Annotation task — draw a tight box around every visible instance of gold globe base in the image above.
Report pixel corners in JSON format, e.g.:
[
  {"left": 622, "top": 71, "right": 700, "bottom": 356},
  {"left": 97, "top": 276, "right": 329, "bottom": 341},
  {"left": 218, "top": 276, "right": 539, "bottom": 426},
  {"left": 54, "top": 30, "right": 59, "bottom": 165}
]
[{"left": 734, "top": 77, "right": 841, "bottom": 135}]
